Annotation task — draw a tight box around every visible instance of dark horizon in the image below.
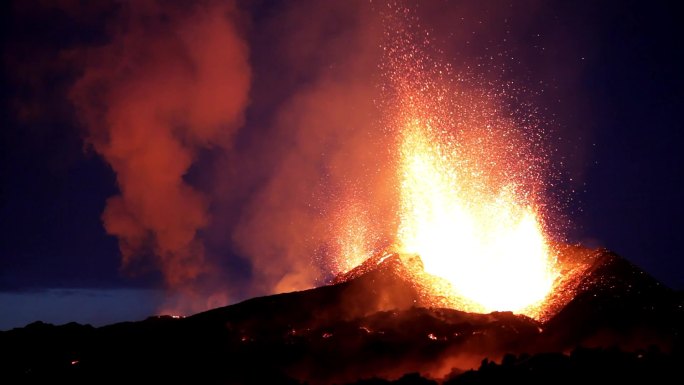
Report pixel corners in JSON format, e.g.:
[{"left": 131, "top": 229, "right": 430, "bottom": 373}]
[{"left": 1, "top": 0, "right": 683, "bottom": 330}]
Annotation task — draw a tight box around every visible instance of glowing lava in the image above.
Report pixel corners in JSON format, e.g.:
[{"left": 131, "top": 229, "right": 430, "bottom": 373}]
[
  {"left": 330, "top": 9, "right": 566, "bottom": 320},
  {"left": 396, "top": 117, "right": 559, "bottom": 316},
  {"left": 376, "top": 9, "right": 561, "bottom": 319}
]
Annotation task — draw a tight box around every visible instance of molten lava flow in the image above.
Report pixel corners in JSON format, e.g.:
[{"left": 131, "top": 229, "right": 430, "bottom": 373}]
[{"left": 395, "top": 118, "right": 559, "bottom": 317}]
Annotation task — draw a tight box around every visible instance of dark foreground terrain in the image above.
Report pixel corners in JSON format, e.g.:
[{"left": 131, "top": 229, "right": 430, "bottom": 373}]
[{"left": 1, "top": 248, "right": 682, "bottom": 384}]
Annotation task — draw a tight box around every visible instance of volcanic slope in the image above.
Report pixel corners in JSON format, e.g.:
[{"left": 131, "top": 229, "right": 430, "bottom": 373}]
[
  {"left": 0, "top": 248, "right": 681, "bottom": 384},
  {"left": 542, "top": 246, "right": 683, "bottom": 351}
]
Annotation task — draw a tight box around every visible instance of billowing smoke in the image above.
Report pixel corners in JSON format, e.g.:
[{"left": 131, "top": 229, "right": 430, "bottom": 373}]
[
  {"left": 70, "top": 0, "right": 250, "bottom": 310},
  {"left": 230, "top": 1, "right": 399, "bottom": 294}
]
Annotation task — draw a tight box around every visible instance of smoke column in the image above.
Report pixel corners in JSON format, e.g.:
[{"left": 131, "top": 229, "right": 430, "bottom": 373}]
[{"left": 70, "top": 0, "right": 251, "bottom": 311}]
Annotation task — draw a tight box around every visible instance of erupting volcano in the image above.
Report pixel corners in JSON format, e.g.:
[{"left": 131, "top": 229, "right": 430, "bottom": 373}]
[
  {"left": 394, "top": 117, "right": 558, "bottom": 318},
  {"left": 330, "top": 13, "right": 565, "bottom": 321},
  {"left": 3, "top": 1, "right": 682, "bottom": 384}
]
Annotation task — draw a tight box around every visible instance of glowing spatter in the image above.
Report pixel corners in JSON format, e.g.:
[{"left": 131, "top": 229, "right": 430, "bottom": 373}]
[{"left": 380, "top": 5, "right": 560, "bottom": 318}]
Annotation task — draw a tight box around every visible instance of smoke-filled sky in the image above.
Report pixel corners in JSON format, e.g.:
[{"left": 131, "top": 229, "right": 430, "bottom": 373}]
[{"left": 1, "top": 0, "right": 683, "bottom": 329}]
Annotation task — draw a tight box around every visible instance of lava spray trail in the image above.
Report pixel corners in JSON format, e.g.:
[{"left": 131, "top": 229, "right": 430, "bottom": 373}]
[{"left": 380, "top": 7, "right": 561, "bottom": 319}]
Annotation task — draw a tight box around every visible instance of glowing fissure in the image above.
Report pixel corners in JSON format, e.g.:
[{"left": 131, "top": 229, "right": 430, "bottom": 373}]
[{"left": 396, "top": 117, "right": 559, "bottom": 316}]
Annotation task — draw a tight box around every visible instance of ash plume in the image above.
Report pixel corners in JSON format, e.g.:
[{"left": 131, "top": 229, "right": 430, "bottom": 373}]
[{"left": 69, "top": 0, "right": 251, "bottom": 311}]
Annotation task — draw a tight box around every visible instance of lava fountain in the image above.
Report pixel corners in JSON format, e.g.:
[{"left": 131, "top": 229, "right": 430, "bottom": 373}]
[
  {"left": 395, "top": 115, "right": 559, "bottom": 317},
  {"left": 366, "top": 10, "right": 563, "bottom": 319}
]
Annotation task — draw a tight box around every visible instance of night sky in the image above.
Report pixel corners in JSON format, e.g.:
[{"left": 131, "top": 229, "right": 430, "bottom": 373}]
[{"left": 1, "top": 0, "right": 683, "bottom": 330}]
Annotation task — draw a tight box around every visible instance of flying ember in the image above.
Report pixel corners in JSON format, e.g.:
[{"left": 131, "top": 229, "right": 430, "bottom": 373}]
[{"left": 372, "top": 10, "right": 562, "bottom": 319}]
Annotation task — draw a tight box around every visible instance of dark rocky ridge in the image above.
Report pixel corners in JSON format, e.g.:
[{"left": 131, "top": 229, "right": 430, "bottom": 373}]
[{"left": 1, "top": 247, "right": 681, "bottom": 384}]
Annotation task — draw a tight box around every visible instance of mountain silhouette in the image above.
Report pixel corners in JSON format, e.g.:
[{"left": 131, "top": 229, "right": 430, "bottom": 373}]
[{"left": 1, "top": 247, "right": 681, "bottom": 384}]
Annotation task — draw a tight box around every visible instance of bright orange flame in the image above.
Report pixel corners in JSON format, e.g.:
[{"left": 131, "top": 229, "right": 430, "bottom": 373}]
[
  {"left": 333, "top": 202, "right": 375, "bottom": 273},
  {"left": 329, "top": 10, "right": 568, "bottom": 320},
  {"left": 396, "top": 118, "right": 559, "bottom": 317}
]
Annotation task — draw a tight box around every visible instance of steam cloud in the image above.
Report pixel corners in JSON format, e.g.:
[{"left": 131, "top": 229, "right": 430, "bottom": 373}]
[{"left": 70, "top": 0, "right": 250, "bottom": 309}]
